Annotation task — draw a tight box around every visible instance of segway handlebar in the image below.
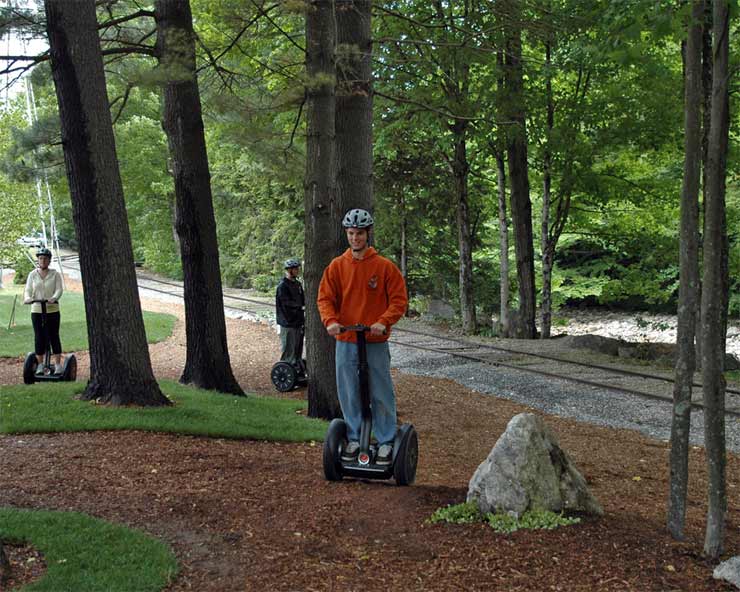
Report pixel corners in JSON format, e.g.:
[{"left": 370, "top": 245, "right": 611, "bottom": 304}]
[{"left": 338, "top": 324, "right": 387, "bottom": 335}]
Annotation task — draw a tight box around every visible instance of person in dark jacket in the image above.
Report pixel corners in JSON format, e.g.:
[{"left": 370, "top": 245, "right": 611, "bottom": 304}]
[{"left": 275, "top": 258, "right": 305, "bottom": 375}]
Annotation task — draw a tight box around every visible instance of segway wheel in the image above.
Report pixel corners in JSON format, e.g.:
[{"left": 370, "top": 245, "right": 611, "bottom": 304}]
[
  {"left": 61, "top": 355, "right": 77, "bottom": 382},
  {"left": 323, "top": 418, "right": 346, "bottom": 481},
  {"left": 271, "top": 362, "right": 297, "bottom": 392},
  {"left": 23, "top": 353, "right": 38, "bottom": 385},
  {"left": 394, "top": 425, "right": 419, "bottom": 487}
]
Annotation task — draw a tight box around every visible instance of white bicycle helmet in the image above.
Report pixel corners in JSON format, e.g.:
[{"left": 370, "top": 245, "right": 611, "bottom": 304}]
[
  {"left": 342, "top": 208, "right": 374, "bottom": 228},
  {"left": 284, "top": 258, "right": 301, "bottom": 269}
]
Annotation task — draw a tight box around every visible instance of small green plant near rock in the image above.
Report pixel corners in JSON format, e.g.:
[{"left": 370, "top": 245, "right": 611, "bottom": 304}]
[
  {"left": 428, "top": 502, "right": 581, "bottom": 534},
  {"left": 428, "top": 501, "right": 482, "bottom": 525}
]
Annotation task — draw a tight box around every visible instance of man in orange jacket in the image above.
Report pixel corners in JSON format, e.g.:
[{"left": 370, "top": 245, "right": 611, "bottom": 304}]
[{"left": 317, "top": 208, "right": 408, "bottom": 466}]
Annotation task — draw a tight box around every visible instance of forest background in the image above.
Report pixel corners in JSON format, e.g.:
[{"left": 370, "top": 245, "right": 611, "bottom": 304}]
[{"left": 1, "top": 0, "right": 739, "bottom": 330}]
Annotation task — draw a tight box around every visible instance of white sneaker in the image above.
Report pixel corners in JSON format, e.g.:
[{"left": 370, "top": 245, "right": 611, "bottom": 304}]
[
  {"left": 341, "top": 441, "right": 360, "bottom": 462},
  {"left": 376, "top": 444, "right": 393, "bottom": 466},
  {"left": 54, "top": 364, "right": 64, "bottom": 374}
]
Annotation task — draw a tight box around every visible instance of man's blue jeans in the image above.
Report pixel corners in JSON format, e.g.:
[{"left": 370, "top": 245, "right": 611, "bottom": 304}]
[{"left": 335, "top": 339, "right": 397, "bottom": 445}]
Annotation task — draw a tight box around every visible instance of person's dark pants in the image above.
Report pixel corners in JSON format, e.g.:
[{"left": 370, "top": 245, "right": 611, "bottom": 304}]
[
  {"left": 280, "top": 325, "right": 304, "bottom": 374},
  {"left": 31, "top": 311, "right": 62, "bottom": 356}
]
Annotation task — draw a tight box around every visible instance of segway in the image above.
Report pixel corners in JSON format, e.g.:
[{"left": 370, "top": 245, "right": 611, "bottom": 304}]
[
  {"left": 322, "top": 325, "right": 418, "bottom": 486},
  {"left": 23, "top": 299, "right": 77, "bottom": 384},
  {"left": 271, "top": 358, "right": 308, "bottom": 392}
]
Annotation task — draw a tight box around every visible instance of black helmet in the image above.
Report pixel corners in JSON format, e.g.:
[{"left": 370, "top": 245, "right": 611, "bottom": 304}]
[
  {"left": 342, "top": 208, "right": 373, "bottom": 229},
  {"left": 284, "top": 258, "right": 301, "bottom": 269},
  {"left": 36, "top": 247, "right": 52, "bottom": 259}
]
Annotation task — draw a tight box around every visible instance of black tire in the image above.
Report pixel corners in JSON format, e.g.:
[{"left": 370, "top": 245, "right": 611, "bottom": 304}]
[
  {"left": 271, "top": 362, "right": 297, "bottom": 392},
  {"left": 23, "top": 353, "right": 37, "bottom": 385},
  {"left": 323, "top": 418, "right": 346, "bottom": 481},
  {"left": 62, "top": 355, "right": 77, "bottom": 382},
  {"left": 394, "top": 425, "right": 419, "bottom": 486}
]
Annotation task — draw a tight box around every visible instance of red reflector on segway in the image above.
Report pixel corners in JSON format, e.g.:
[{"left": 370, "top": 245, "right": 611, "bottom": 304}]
[{"left": 358, "top": 453, "right": 370, "bottom": 465}]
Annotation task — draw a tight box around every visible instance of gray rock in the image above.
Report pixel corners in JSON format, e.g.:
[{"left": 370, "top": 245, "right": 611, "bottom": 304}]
[
  {"left": 714, "top": 556, "right": 740, "bottom": 588},
  {"left": 467, "top": 413, "right": 603, "bottom": 517}
]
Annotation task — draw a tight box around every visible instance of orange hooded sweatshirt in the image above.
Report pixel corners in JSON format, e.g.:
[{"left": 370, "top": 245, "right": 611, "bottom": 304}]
[{"left": 317, "top": 247, "right": 408, "bottom": 343}]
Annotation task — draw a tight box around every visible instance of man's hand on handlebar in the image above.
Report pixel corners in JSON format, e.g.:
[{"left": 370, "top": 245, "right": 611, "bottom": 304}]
[
  {"left": 327, "top": 322, "right": 341, "bottom": 336},
  {"left": 369, "top": 322, "right": 387, "bottom": 336}
]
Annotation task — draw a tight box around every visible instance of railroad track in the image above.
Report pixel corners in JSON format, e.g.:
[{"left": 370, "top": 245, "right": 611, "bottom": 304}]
[{"left": 62, "top": 256, "right": 740, "bottom": 418}]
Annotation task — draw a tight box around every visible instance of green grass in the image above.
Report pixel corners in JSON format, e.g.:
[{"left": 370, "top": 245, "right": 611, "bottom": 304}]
[
  {"left": 0, "top": 380, "right": 327, "bottom": 442},
  {"left": 0, "top": 508, "right": 177, "bottom": 592},
  {"left": 0, "top": 287, "right": 175, "bottom": 358}
]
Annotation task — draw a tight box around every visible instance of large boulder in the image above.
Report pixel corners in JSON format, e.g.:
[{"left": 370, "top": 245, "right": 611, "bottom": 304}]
[
  {"left": 467, "top": 413, "right": 603, "bottom": 517},
  {"left": 714, "top": 556, "right": 740, "bottom": 589}
]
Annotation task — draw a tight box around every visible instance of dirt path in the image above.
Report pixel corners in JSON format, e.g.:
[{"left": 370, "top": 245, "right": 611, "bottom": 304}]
[{"left": 1, "top": 288, "right": 739, "bottom": 590}]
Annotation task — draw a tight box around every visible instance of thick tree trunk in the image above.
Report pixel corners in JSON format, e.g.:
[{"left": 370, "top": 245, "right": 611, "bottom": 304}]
[
  {"left": 335, "top": 0, "right": 372, "bottom": 215},
  {"left": 452, "top": 120, "right": 477, "bottom": 334},
  {"left": 155, "top": 0, "right": 244, "bottom": 396},
  {"left": 496, "top": 151, "right": 510, "bottom": 337},
  {"left": 305, "top": 0, "right": 342, "bottom": 420},
  {"left": 668, "top": 0, "right": 703, "bottom": 541},
  {"left": 702, "top": 0, "right": 729, "bottom": 559},
  {"left": 503, "top": 7, "right": 536, "bottom": 339},
  {"left": 45, "top": 0, "right": 168, "bottom": 406}
]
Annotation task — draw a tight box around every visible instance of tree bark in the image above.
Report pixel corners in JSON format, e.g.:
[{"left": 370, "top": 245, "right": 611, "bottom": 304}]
[
  {"left": 540, "top": 39, "right": 554, "bottom": 340},
  {"left": 496, "top": 150, "right": 510, "bottom": 337},
  {"left": 155, "top": 0, "right": 244, "bottom": 396},
  {"left": 45, "top": 0, "right": 168, "bottom": 406},
  {"left": 503, "top": 2, "right": 536, "bottom": 339},
  {"left": 451, "top": 119, "right": 477, "bottom": 334},
  {"left": 0, "top": 541, "right": 9, "bottom": 586},
  {"left": 668, "top": 0, "right": 703, "bottom": 541},
  {"left": 335, "top": 0, "right": 372, "bottom": 215},
  {"left": 701, "top": 0, "right": 729, "bottom": 559},
  {"left": 305, "top": 0, "right": 342, "bottom": 419}
]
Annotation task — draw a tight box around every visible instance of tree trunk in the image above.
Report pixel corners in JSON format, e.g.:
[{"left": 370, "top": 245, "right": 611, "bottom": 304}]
[
  {"left": 452, "top": 120, "right": 477, "bottom": 334},
  {"left": 45, "top": 0, "right": 169, "bottom": 406},
  {"left": 155, "top": 0, "right": 244, "bottom": 396},
  {"left": 503, "top": 4, "right": 536, "bottom": 339},
  {"left": 701, "top": 0, "right": 729, "bottom": 559},
  {"left": 305, "top": 0, "right": 342, "bottom": 420},
  {"left": 496, "top": 151, "right": 510, "bottom": 338},
  {"left": 0, "top": 541, "right": 9, "bottom": 586},
  {"left": 668, "top": 0, "right": 703, "bottom": 541},
  {"left": 335, "top": 0, "right": 372, "bottom": 215},
  {"left": 400, "top": 192, "right": 408, "bottom": 281},
  {"left": 540, "top": 40, "right": 554, "bottom": 340}
]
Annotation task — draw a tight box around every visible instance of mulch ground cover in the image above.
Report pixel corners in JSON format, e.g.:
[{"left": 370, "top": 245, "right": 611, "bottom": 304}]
[{"left": 0, "top": 288, "right": 738, "bottom": 591}]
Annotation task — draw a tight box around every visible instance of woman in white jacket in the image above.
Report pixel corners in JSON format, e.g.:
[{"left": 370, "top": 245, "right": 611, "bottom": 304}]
[{"left": 23, "top": 248, "right": 65, "bottom": 373}]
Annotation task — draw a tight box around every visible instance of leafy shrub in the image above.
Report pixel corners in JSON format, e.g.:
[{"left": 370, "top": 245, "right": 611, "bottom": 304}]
[
  {"left": 427, "top": 502, "right": 581, "bottom": 534},
  {"left": 12, "top": 252, "right": 34, "bottom": 284}
]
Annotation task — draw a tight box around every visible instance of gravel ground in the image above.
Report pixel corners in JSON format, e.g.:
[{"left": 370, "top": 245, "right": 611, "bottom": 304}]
[{"left": 389, "top": 340, "right": 740, "bottom": 453}]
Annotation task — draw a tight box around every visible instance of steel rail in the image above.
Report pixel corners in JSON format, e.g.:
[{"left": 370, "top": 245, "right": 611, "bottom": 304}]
[
  {"left": 113, "top": 268, "right": 740, "bottom": 414},
  {"left": 392, "top": 326, "right": 740, "bottom": 396}
]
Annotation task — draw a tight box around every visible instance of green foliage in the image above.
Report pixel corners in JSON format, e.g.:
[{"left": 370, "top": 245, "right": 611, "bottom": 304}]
[
  {"left": 0, "top": 380, "right": 328, "bottom": 442},
  {"left": 427, "top": 501, "right": 482, "bottom": 525},
  {"left": 427, "top": 502, "right": 581, "bottom": 534},
  {"left": 10, "top": 252, "right": 34, "bottom": 285},
  {"left": 486, "top": 509, "right": 581, "bottom": 534},
  {"left": 0, "top": 508, "right": 177, "bottom": 592},
  {"left": 0, "top": 288, "right": 175, "bottom": 357}
]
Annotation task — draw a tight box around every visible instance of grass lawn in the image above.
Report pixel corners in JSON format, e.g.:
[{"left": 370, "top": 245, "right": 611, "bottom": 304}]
[
  {"left": 0, "top": 508, "right": 177, "bottom": 592},
  {"left": 0, "top": 379, "right": 327, "bottom": 442},
  {"left": 0, "top": 380, "right": 328, "bottom": 590},
  {"left": 0, "top": 286, "right": 175, "bottom": 358}
]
